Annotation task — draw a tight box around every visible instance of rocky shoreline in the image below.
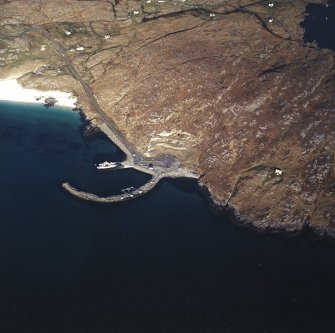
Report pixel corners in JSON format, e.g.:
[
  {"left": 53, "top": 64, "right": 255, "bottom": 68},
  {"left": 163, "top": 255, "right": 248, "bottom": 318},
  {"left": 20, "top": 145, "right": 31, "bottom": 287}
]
[
  {"left": 74, "top": 110, "right": 334, "bottom": 241},
  {"left": 197, "top": 180, "right": 335, "bottom": 243}
]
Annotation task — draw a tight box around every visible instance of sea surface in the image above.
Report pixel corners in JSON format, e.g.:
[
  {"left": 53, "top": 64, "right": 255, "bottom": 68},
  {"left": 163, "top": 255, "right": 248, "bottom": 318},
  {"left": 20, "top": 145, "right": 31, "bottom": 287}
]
[
  {"left": 302, "top": 1, "right": 335, "bottom": 51},
  {"left": 1, "top": 101, "right": 335, "bottom": 333}
]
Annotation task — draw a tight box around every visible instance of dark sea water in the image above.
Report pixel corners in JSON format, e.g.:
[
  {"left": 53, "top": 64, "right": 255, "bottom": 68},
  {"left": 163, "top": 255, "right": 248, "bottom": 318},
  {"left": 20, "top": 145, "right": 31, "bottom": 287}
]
[
  {"left": 302, "top": 1, "right": 335, "bottom": 51},
  {"left": 1, "top": 101, "right": 335, "bottom": 333}
]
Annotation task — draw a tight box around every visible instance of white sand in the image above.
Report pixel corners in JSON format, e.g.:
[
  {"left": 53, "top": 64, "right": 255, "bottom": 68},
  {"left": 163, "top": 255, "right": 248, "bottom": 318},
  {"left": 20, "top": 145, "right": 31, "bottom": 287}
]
[{"left": 0, "top": 79, "right": 77, "bottom": 108}]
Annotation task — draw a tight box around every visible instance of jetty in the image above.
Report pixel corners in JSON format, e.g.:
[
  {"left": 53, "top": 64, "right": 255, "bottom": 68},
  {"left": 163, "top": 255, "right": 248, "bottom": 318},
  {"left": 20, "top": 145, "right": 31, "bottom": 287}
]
[
  {"left": 34, "top": 25, "right": 199, "bottom": 203},
  {"left": 62, "top": 169, "right": 199, "bottom": 203}
]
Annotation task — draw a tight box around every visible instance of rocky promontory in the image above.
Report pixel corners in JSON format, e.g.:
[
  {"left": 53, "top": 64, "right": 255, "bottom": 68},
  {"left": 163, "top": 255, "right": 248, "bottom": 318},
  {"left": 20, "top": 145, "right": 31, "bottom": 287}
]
[{"left": 0, "top": 0, "right": 334, "bottom": 237}]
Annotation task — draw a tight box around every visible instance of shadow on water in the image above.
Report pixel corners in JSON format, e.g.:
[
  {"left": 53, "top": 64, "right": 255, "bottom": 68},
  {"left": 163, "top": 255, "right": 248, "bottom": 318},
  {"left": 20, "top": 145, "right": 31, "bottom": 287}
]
[{"left": 301, "top": 1, "right": 335, "bottom": 51}]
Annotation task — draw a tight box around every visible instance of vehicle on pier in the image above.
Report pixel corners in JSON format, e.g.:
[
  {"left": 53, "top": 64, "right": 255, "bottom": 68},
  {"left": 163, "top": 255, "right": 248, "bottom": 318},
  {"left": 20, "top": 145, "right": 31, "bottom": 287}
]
[
  {"left": 96, "top": 161, "right": 123, "bottom": 170},
  {"left": 121, "top": 187, "right": 143, "bottom": 197}
]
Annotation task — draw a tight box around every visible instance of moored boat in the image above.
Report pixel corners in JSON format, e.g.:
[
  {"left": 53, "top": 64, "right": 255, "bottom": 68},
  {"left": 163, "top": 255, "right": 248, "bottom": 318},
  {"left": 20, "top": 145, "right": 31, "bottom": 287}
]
[{"left": 96, "top": 161, "right": 123, "bottom": 170}]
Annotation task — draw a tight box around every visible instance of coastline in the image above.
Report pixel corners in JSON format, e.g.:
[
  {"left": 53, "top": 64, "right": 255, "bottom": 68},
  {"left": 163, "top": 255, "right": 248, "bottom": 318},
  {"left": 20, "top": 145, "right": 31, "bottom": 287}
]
[
  {"left": 0, "top": 79, "right": 331, "bottom": 240},
  {"left": 0, "top": 78, "right": 200, "bottom": 204},
  {"left": 0, "top": 79, "right": 77, "bottom": 108},
  {"left": 197, "top": 179, "right": 335, "bottom": 242}
]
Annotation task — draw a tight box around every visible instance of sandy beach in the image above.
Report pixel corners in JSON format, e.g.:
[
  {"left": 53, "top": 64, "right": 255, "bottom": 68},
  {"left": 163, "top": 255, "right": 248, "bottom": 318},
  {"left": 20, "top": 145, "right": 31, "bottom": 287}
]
[{"left": 0, "top": 79, "right": 77, "bottom": 108}]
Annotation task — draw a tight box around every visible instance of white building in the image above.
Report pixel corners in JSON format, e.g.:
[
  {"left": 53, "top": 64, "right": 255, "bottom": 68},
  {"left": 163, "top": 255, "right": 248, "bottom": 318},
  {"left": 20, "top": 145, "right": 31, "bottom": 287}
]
[{"left": 274, "top": 168, "right": 283, "bottom": 176}]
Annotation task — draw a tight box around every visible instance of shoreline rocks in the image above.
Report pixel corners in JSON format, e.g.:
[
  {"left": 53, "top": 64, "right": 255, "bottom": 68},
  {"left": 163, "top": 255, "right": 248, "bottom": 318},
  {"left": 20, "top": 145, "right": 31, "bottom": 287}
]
[{"left": 43, "top": 97, "right": 57, "bottom": 107}]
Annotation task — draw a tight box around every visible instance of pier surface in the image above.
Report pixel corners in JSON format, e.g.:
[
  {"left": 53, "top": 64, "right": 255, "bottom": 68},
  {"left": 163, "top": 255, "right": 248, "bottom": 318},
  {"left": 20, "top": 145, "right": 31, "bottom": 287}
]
[
  {"left": 62, "top": 169, "right": 199, "bottom": 203},
  {"left": 32, "top": 26, "right": 195, "bottom": 203}
]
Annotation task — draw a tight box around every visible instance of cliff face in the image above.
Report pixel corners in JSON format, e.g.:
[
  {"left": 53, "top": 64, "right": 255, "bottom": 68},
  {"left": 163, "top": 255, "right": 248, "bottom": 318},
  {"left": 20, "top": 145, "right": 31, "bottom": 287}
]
[{"left": 1, "top": 0, "right": 334, "bottom": 236}]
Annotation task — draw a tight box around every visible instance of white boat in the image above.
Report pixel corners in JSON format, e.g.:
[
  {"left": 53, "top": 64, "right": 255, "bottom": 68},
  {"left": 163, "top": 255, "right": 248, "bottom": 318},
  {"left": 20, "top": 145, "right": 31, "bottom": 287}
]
[{"left": 96, "top": 161, "right": 123, "bottom": 170}]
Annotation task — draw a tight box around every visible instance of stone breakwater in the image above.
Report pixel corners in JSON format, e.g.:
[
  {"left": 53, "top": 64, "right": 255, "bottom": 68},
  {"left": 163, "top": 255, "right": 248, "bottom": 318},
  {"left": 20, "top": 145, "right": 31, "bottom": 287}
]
[{"left": 62, "top": 169, "right": 199, "bottom": 203}]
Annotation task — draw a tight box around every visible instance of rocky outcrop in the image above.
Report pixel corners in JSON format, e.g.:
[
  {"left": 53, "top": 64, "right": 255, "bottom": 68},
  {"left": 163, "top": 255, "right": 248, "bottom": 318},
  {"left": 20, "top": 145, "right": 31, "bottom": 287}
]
[
  {"left": 1, "top": 0, "right": 334, "bottom": 237},
  {"left": 43, "top": 96, "right": 56, "bottom": 107}
]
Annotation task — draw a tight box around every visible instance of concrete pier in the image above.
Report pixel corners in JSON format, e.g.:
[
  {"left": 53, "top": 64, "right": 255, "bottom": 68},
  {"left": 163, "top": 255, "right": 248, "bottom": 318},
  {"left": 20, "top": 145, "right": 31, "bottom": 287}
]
[
  {"left": 62, "top": 169, "right": 199, "bottom": 203},
  {"left": 98, "top": 123, "right": 135, "bottom": 164},
  {"left": 35, "top": 25, "right": 198, "bottom": 206}
]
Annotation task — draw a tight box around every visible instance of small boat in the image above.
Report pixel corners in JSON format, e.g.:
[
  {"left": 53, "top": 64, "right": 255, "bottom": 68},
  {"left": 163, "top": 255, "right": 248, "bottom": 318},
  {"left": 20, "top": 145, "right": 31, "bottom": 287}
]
[{"left": 96, "top": 161, "right": 123, "bottom": 170}]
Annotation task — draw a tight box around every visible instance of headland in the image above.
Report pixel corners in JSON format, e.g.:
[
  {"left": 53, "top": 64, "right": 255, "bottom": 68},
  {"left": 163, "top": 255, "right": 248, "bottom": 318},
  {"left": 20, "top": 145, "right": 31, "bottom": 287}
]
[{"left": 0, "top": 0, "right": 334, "bottom": 238}]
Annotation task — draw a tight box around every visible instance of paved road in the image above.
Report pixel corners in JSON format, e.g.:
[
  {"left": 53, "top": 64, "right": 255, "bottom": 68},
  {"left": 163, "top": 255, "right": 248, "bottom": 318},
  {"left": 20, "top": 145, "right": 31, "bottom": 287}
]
[
  {"left": 34, "top": 24, "right": 179, "bottom": 170},
  {"left": 34, "top": 25, "right": 137, "bottom": 156}
]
